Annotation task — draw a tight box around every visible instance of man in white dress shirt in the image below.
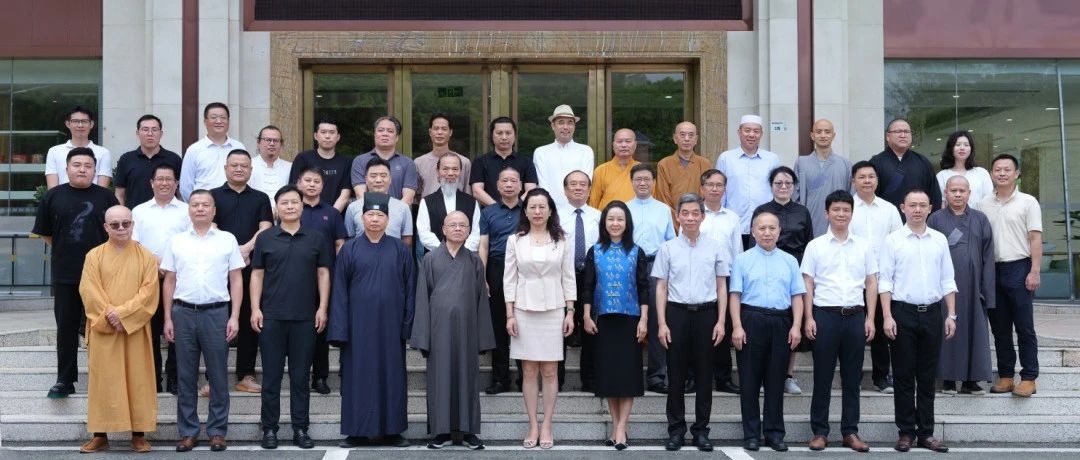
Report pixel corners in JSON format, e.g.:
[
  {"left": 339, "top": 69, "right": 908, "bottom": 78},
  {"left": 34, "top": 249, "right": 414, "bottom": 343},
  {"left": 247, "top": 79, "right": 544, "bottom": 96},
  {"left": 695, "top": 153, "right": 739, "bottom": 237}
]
[
  {"left": 131, "top": 164, "right": 190, "bottom": 395},
  {"left": 557, "top": 170, "right": 601, "bottom": 388},
  {"left": 45, "top": 106, "right": 112, "bottom": 188},
  {"left": 848, "top": 160, "right": 902, "bottom": 394},
  {"left": 716, "top": 114, "right": 779, "bottom": 248},
  {"left": 417, "top": 153, "right": 480, "bottom": 252},
  {"left": 697, "top": 168, "right": 742, "bottom": 394},
  {"left": 533, "top": 104, "right": 594, "bottom": 209},
  {"left": 248, "top": 126, "right": 292, "bottom": 213},
  {"left": 179, "top": 102, "right": 247, "bottom": 200},
  {"left": 878, "top": 189, "right": 957, "bottom": 454}
]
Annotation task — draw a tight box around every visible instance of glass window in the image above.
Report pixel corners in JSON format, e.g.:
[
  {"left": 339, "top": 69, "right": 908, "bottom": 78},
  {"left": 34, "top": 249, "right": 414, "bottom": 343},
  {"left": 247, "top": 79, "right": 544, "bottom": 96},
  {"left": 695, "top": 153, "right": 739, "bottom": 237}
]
[
  {"left": 609, "top": 71, "right": 684, "bottom": 163},
  {"left": 886, "top": 60, "right": 1071, "bottom": 298},
  {"left": 516, "top": 72, "right": 589, "bottom": 157},
  {"left": 312, "top": 72, "right": 389, "bottom": 158},
  {"left": 410, "top": 73, "right": 485, "bottom": 157},
  {"left": 1, "top": 59, "right": 101, "bottom": 217},
  {"left": 1057, "top": 62, "right": 1080, "bottom": 298}
]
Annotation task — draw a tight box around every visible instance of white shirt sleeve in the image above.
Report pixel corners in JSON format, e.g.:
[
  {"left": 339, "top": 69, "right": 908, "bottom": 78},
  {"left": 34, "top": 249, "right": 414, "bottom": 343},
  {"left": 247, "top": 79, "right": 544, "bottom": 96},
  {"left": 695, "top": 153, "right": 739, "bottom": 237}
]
[
  {"left": 416, "top": 199, "right": 440, "bottom": 251},
  {"left": 465, "top": 202, "right": 481, "bottom": 251}
]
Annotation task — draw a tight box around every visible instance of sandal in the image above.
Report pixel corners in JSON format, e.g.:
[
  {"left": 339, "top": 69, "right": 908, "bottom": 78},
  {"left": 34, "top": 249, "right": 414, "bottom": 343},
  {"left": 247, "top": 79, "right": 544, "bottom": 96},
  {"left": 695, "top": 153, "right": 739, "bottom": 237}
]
[
  {"left": 540, "top": 439, "right": 554, "bottom": 449},
  {"left": 523, "top": 437, "right": 538, "bottom": 449}
]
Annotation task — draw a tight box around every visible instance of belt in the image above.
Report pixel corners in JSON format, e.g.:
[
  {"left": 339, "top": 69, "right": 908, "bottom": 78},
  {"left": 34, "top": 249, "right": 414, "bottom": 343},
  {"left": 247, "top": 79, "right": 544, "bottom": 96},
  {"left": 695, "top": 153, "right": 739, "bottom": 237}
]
[
  {"left": 669, "top": 301, "right": 715, "bottom": 312},
  {"left": 742, "top": 304, "right": 792, "bottom": 317},
  {"left": 816, "top": 305, "right": 865, "bottom": 316},
  {"left": 896, "top": 300, "right": 939, "bottom": 313},
  {"left": 174, "top": 299, "right": 228, "bottom": 311}
]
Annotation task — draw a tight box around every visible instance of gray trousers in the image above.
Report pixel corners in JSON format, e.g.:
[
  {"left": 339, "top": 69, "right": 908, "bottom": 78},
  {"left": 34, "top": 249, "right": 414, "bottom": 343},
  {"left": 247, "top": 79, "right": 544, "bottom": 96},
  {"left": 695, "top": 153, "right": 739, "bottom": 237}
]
[{"left": 173, "top": 304, "right": 230, "bottom": 437}]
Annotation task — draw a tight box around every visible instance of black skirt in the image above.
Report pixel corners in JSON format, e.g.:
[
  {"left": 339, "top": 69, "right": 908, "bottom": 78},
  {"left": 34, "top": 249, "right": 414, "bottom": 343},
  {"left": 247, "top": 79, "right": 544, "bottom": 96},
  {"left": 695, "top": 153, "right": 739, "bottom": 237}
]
[{"left": 592, "top": 313, "right": 645, "bottom": 398}]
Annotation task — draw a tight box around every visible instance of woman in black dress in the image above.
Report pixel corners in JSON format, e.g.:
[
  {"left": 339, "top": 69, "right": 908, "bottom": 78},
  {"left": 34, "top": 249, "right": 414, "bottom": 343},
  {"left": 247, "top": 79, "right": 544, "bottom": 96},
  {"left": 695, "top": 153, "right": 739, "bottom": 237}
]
[{"left": 582, "top": 201, "right": 649, "bottom": 450}]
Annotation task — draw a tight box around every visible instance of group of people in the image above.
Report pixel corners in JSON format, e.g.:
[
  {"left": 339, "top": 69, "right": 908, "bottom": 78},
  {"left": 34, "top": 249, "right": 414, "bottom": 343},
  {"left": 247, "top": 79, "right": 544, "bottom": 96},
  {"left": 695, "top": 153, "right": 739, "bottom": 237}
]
[{"left": 32, "top": 102, "right": 1042, "bottom": 454}]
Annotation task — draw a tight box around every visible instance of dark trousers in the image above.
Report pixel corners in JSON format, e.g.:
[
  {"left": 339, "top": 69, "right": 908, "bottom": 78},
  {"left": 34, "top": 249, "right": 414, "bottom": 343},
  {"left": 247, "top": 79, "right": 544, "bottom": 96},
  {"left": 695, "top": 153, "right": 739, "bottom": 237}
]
[
  {"left": 312, "top": 329, "right": 329, "bottom": 380},
  {"left": 260, "top": 319, "right": 315, "bottom": 432},
  {"left": 869, "top": 293, "right": 891, "bottom": 382},
  {"left": 736, "top": 306, "right": 792, "bottom": 443},
  {"left": 712, "top": 317, "right": 735, "bottom": 385},
  {"left": 233, "top": 266, "right": 258, "bottom": 379},
  {"left": 989, "top": 258, "right": 1039, "bottom": 380},
  {"left": 53, "top": 283, "right": 83, "bottom": 384},
  {"left": 645, "top": 261, "right": 667, "bottom": 386},
  {"left": 150, "top": 282, "right": 177, "bottom": 387},
  {"left": 574, "top": 271, "right": 594, "bottom": 390},
  {"left": 810, "top": 308, "right": 866, "bottom": 437},
  {"left": 890, "top": 301, "right": 943, "bottom": 438},
  {"left": 486, "top": 257, "right": 517, "bottom": 386},
  {"left": 665, "top": 302, "right": 716, "bottom": 438}
]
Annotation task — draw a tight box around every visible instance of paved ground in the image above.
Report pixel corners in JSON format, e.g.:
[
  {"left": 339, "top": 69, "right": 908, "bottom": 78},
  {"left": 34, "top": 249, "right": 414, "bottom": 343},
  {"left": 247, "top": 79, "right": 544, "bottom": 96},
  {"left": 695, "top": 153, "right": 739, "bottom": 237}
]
[{"left": 3, "top": 445, "right": 1080, "bottom": 459}]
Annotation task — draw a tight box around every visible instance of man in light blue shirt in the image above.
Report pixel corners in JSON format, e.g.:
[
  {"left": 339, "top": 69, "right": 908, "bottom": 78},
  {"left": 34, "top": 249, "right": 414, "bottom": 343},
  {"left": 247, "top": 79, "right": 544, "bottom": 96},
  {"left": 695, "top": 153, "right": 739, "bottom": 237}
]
[
  {"left": 625, "top": 163, "right": 675, "bottom": 394},
  {"left": 729, "top": 211, "right": 806, "bottom": 453},
  {"left": 716, "top": 114, "right": 779, "bottom": 248}
]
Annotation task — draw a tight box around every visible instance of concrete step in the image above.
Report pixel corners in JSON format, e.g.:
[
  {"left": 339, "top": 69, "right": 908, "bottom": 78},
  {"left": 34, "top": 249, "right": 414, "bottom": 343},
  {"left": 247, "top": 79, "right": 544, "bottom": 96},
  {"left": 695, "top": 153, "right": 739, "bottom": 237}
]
[
  {"left": 2, "top": 344, "right": 1074, "bottom": 369},
  {"left": 2, "top": 389, "right": 1076, "bottom": 417},
  {"left": 5, "top": 364, "right": 1078, "bottom": 393},
  {"left": 2, "top": 413, "right": 1078, "bottom": 443}
]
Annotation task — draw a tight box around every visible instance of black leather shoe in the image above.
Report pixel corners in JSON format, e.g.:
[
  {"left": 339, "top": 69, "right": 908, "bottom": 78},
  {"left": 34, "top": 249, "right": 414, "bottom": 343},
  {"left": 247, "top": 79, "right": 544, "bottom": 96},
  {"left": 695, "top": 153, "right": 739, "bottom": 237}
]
[
  {"left": 312, "top": 378, "right": 331, "bottom": 395},
  {"left": 260, "top": 430, "right": 278, "bottom": 449},
  {"left": 647, "top": 382, "right": 669, "bottom": 394},
  {"left": 293, "top": 429, "right": 315, "bottom": 449},
  {"left": 485, "top": 382, "right": 510, "bottom": 395},
  {"left": 46, "top": 381, "right": 75, "bottom": 399},
  {"left": 764, "top": 438, "right": 788, "bottom": 452},
  {"left": 685, "top": 379, "right": 697, "bottom": 393},
  {"left": 664, "top": 435, "right": 683, "bottom": 451},
  {"left": 692, "top": 434, "right": 713, "bottom": 452},
  {"left": 339, "top": 436, "right": 369, "bottom": 448},
  {"left": 715, "top": 380, "right": 741, "bottom": 394},
  {"left": 743, "top": 438, "right": 760, "bottom": 451},
  {"left": 382, "top": 434, "right": 409, "bottom": 447}
]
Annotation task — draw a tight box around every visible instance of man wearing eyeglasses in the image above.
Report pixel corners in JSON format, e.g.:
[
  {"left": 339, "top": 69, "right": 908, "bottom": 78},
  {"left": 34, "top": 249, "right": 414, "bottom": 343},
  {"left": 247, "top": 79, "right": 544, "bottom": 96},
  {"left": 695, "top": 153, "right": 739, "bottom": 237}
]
[
  {"left": 869, "top": 118, "right": 941, "bottom": 215},
  {"left": 114, "top": 114, "right": 182, "bottom": 208},
  {"left": 249, "top": 126, "right": 292, "bottom": 214},
  {"left": 33, "top": 148, "right": 120, "bottom": 399},
  {"left": 45, "top": 106, "right": 113, "bottom": 189},
  {"left": 179, "top": 102, "right": 247, "bottom": 201}
]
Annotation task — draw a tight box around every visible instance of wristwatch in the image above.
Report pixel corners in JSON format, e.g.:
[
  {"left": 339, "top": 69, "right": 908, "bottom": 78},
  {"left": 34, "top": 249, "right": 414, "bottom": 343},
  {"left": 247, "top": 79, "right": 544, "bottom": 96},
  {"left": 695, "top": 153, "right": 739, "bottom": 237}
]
[{"left": 947, "top": 315, "right": 958, "bottom": 320}]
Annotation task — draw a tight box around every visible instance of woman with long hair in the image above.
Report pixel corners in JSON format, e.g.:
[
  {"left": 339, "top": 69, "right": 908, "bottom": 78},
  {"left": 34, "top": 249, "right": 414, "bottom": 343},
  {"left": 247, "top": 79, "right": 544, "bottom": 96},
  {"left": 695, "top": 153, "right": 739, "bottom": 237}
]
[
  {"left": 503, "top": 188, "right": 576, "bottom": 449},
  {"left": 936, "top": 130, "right": 993, "bottom": 207},
  {"left": 581, "top": 201, "right": 648, "bottom": 450}
]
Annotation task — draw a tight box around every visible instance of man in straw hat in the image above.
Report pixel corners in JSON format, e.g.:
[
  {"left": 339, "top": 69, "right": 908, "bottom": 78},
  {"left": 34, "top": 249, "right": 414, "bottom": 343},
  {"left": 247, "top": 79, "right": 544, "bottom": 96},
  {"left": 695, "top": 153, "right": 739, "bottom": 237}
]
[{"left": 533, "top": 104, "right": 595, "bottom": 210}]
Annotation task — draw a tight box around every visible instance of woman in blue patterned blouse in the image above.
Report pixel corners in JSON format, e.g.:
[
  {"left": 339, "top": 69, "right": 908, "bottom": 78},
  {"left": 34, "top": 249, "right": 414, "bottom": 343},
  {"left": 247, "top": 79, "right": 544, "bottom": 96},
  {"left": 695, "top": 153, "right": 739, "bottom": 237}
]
[{"left": 582, "top": 200, "right": 650, "bottom": 450}]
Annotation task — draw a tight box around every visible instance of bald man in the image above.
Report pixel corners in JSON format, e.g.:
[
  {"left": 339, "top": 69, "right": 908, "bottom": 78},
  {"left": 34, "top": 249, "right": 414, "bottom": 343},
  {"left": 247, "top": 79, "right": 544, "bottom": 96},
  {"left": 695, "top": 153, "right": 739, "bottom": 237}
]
[
  {"left": 655, "top": 122, "right": 713, "bottom": 225},
  {"left": 794, "top": 119, "right": 852, "bottom": 237},
  {"left": 588, "top": 128, "right": 640, "bottom": 210}
]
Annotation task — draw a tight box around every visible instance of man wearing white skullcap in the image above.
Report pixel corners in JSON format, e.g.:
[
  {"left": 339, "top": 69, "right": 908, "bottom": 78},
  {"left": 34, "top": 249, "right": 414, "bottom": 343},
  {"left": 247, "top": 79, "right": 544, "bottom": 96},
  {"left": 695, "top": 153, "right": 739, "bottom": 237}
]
[{"left": 715, "top": 115, "right": 780, "bottom": 248}]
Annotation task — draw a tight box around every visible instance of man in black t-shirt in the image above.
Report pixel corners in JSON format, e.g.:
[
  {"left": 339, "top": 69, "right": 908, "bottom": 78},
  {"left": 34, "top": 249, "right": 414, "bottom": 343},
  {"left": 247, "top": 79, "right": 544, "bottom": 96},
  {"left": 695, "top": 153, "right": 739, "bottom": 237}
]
[
  {"left": 114, "top": 114, "right": 182, "bottom": 207},
  {"left": 289, "top": 117, "right": 352, "bottom": 212},
  {"left": 32, "top": 147, "right": 119, "bottom": 398}
]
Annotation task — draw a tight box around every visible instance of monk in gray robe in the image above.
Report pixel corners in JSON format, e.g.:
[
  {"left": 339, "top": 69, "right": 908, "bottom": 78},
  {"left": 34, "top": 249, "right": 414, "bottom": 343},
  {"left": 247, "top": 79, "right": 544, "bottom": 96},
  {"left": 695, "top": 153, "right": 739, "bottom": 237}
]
[
  {"left": 927, "top": 176, "right": 995, "bottom": 394},
  {"left": 410, "top": 211, "right": 496, "bottom": 449}
]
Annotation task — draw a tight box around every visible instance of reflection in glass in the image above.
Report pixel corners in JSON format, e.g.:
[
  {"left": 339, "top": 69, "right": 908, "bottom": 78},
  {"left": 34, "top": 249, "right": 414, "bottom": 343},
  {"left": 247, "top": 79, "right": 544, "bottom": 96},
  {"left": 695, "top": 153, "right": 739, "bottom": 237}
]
[
  {"left": 516, "top": 73, "right": 589, "bottom": 157},
  {"left": 610, "top": 72, "right": 684, "bottom": 163},
  {"left": 313, "top": 73, "right": 389, "bottom": 158},
  {"left": 410, "top": 73, "right": 484, "bottom": 157},
  {"left": 886, "top": 60, "right": 1071, "bottom": 298},
  {"left": 1057, "top": 62, "right": 1080, "bottom": 298}
]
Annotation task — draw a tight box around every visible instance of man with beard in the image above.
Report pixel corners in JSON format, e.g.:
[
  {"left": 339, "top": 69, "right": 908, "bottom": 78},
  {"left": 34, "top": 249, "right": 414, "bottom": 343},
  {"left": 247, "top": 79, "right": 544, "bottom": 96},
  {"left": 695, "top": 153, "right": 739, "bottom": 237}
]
[{"left": 417, "top": 154, "right": 480, "bottom": 253}]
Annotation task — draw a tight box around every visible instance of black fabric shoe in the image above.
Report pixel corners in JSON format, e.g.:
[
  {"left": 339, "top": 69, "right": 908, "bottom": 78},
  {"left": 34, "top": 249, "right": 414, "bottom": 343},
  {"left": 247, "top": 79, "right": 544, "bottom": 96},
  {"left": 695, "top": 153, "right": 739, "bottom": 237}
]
[
  {"left": 382, "top": 434, "right": 410, "bottom": 447},
  {"left": 942, "top": 380, "right": 958, "bottom": 394},
  {"left": 293, "top": 429, "right": 315, "bottom": 449},
  {"left": 339, "top": 436, "right": 369, "bottom": 448},
  {"left": 462, "top": 434, "right": 484, "bottom": 450},
  {"left": 260, "top": 430, "right": 278, "bottom": 449},
  {"left": 664, "top": 435, "right": 683, "bottom": 451},
  {"left": 960, "top": 381, "right": 986, "bottom": 395},
  {"left": 46, "top": 381, "right": 75, "bottom": 399},
  {"left": 311, "top": 378, "right": 331, "bottom": 395},
  {"left": 427, "top": 433, "right": 452, "bottom": 449}
]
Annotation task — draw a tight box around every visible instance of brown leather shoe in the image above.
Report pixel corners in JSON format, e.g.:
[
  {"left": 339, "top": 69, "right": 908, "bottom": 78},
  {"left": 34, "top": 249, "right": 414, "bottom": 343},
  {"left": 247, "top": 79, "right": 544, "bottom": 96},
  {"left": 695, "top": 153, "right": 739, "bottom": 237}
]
[
  {"left": 894, "top": 434, "right": 914, "bottom": 452},
  {"left": 210, "top": 435, "right": 227, "bottom": 452},
  {"left": 234, "top": 375, "right": 262, "bottom": 393},
  {"left": 843, "top": 433, "right": 870, "bottom": 452},
  {"left": 989, "top": 377, "right": 1014, "bottom": 393},
  {"left": 808, "top": 435, "right": 827, "bottom": 450},
  {"left": 175, "top": 436, "right": 197, "bottom": 452},
  {"left": 1013, "top": 379, "right": 1037, "bottom": 397},
  {"left": 131, "top": 435, "right": 152, "bottom": 453},
  {"left": 80, "top": 436, "right": 110, "bottom": 453},
  {"left": 918, "top": 436, "right": 949, "bottom": 453}
]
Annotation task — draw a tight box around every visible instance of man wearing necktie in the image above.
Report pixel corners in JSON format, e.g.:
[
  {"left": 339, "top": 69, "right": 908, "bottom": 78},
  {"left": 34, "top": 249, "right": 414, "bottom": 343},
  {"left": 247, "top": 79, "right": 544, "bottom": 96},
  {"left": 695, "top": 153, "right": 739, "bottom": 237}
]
[{"left": 557, "top": 170, "right": 601, "bottom": 391}]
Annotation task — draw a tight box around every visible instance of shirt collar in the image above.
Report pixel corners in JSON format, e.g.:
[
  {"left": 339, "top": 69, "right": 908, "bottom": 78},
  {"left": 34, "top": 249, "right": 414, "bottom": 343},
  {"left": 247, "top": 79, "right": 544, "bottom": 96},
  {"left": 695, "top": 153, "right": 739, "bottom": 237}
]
[
  {"left": 498, "top": 200, "right": 522, "bottom": 210},
  {"left": 274, "top": 224, "right": 305, "bottom": 237},
  {"left": 752, "top": 244, "right": 778, "bottom": 256},
  {"left": 553, "top": 140, "right": 577, "bottom": 149},
  {"left": 825, "top": 229, "right": 854, "bottom": 245},
  {"left": 900, "top": 224, "right": 931, "bottom": 239},
  {"left": 204, "top": 136, "right": 236, "bottom": 148},
  {"left": 65, "top": 140, "right": 97, "bottom": 149},
  {"left": 995, "top": 186, "right": 1020, "bottom": 203}
]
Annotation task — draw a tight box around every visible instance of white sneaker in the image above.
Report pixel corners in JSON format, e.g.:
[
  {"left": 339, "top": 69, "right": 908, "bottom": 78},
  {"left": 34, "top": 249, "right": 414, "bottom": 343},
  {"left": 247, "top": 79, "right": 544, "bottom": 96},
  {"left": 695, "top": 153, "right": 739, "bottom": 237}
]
[{"left": 784, "top": 377, "right": 802, "bottom": 395}]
